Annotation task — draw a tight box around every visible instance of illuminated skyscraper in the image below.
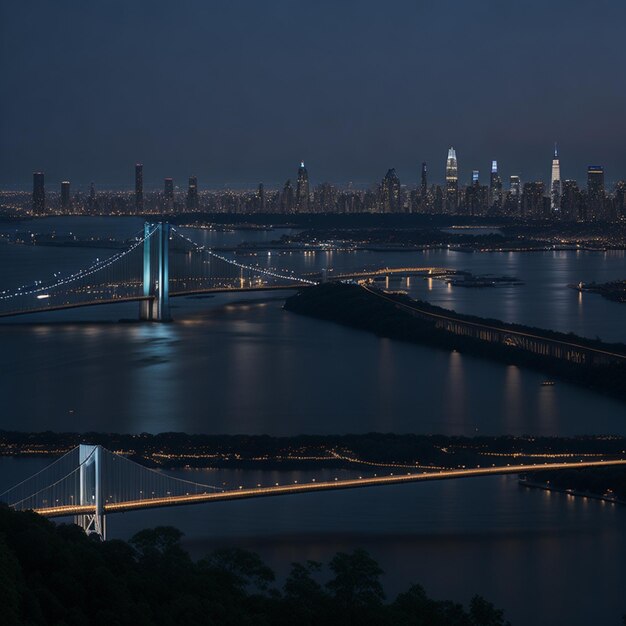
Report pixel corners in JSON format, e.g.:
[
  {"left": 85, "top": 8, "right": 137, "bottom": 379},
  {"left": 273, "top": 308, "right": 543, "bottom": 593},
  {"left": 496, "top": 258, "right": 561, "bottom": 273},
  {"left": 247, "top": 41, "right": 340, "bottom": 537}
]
[
  {"left": 186, "top": 176, "right": 198, "bottom": 210},
  {"left": 489, "top": 160, "right": 502, "bottom": 211},
  {"left": 466, "top": 171, "right": 488, "bottom": 216},
  {"left": 33, "top": 171, "right": 45, "bottom": 214},
  {"left": 550, "top": 144, "right": 561, "bottom": 212},
  {"left": 510, "top": 175, "right": 521, "bottom": 198},
  {"left": 295, "top": 161, "right": 309, "bottom": 212},
  {"left": 445, "top": 147, "right": 458, "bottom": 213},
  {"left": 61, "top": 181, "right": 71, "bottom": 210},
  {"left": 135, "top": 164, "right": 143, "bottom": 212},
  {"left": 587, "top": 165, "right": 605, "bottom": 220},
  {"left": 380, "top": 168, "right": 401, "bottom": 213},
  {"left": 504, "top": 175, "right": 522, "bottom": 215}
]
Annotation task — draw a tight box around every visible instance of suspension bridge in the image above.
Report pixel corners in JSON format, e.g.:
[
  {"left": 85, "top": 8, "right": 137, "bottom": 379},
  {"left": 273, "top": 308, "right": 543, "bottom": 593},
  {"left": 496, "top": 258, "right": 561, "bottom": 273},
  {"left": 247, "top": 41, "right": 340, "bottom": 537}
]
[
  {"left": 0, "top": 222, "right": 316, "bottom": 321},
  {"left": 2, "top": 444, "right": 625, "bottom": 540}
]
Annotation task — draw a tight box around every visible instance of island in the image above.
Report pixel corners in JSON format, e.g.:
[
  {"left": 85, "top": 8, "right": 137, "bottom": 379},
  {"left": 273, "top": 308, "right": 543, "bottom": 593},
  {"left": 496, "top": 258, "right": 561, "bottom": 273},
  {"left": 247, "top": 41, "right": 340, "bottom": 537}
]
[{"left": 284, "top": 283, "right": 626, "bottom": 399}]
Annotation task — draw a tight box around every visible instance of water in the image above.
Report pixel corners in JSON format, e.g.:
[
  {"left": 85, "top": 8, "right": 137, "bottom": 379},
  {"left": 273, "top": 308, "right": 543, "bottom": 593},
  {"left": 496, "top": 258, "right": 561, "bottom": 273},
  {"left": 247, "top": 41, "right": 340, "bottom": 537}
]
[
  {"left": 0, "top": 288, "right": 624, "bottom": 435},
  {"left": 1, "top": 217, "right": 625, "bottom": 625},
  {"left": 1, "top": 457, "right": 624, "bottom": 626}
]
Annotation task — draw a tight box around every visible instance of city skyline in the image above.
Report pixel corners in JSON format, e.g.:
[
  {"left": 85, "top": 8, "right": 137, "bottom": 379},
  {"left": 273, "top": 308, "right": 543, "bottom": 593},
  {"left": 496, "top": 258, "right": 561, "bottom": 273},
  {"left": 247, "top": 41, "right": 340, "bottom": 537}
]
[
  {"left": 17, "top": 150, "right": 624, "bottom": 222},
  {"left": 1, "top": 1, "right": 625, "bottom": 187},
  {"left": 2, "top": 2, "right": 626, "bottom": 624},
  {"left": 9, "top": 142, "right": 626, "bottom": 194}
]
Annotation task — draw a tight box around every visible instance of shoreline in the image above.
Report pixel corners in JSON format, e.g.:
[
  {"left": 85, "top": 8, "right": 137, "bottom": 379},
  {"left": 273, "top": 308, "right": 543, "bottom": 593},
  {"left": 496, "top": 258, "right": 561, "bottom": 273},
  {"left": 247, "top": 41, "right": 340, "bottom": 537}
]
[
  {"left": 284, "top": 283, "right": 626, "bottom": 400},
  {"left": 2, "top": 431, "right": 626, "bottom": 472},
  {"left": 518, "top": 478, "right": 625, "bottom": 506}
]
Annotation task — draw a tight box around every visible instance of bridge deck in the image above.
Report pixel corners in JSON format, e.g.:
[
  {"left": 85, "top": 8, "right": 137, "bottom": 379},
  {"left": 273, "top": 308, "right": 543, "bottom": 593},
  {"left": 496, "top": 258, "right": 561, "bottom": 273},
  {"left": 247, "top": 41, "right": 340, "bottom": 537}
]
[
  {"left": 0, "top": 296, "right": 153, "bottom": 319},
  {"left": 33, "top": 458, "right": 626, "bottom": 518},
  {"left": 365, "top": 286, "right": 626, "bottom": 362},
  {"left": 0, "top": 286, "right": 310, "bottom": 319},
  {"left": 334, "top": 267, "right": 453, "bottom": 279},
  {"left": 170, "top": 285, "right": 305, "bottom": 297}
]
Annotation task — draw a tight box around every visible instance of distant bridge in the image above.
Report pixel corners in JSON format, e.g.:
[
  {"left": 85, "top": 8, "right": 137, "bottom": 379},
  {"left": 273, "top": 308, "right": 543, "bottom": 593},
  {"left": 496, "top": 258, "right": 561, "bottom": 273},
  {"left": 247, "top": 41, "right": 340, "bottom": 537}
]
[
  {"left": 2, "top": 444, "right": 625, "bottom": 540},
  {"left": 331, "top": 267, "right": 455, "bottom": 280},
  {"left": 0, "top": 222, "right": 316, "bottom": 321},
  {"left": 364, "top": 286, "right": 626, "bottom": 366}
]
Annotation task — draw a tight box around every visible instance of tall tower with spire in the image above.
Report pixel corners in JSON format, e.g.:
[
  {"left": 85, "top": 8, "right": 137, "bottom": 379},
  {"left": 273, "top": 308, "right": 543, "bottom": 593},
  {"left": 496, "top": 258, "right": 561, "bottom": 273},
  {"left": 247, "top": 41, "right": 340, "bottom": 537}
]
[
  {"left": 295, "top": 161, "right": 309, "bottom": 212},
  {"left": 445, "top": 147, "right": 458, "bottom": 213},
  {"left": 490, "top": 160, "right": 503, "bottom": 212},
  {"left": 550, "top": 144, "right": 561, "bottom": 212}
]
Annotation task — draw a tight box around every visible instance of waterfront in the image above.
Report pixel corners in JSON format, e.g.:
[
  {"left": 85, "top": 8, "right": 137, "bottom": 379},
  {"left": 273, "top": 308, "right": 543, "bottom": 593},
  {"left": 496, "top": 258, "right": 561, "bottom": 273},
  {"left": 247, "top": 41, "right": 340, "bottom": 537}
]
[
  {"left": 0, "top": 219, "right": 625, "bottom": 435},
  {"left": 1, "top": 218, "right": 625, "bottom": 625},
  {"left": 1, "top": 290, "right": 625, "bottom": 435},
  {"left": 1, "top": 456, "right": 625, "bottom": 626}
]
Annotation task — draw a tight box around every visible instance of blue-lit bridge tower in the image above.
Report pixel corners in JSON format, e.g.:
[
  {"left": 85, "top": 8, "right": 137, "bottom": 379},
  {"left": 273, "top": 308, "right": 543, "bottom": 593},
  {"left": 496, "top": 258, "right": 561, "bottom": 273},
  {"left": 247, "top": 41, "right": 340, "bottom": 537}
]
[{"left": 140, "top": 222, "right": 171, "bottom": 322}]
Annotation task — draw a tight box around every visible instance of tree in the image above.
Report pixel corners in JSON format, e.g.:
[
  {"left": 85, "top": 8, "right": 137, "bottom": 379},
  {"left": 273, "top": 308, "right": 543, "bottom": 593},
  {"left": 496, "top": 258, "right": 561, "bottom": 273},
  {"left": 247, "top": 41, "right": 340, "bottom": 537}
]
[
  {"left": 130, "top": 526, "right": 190, "bottom": 568},
  {"left": 200, "top": 547, "right": 275, "bottom": 593},
  {"left": 326, "top": 549, "right": 385, "bottom": 608},
  {"left": 0, "top": 534, "right": 23, "bottom": 626},
  {"left": 469, "top": 595, "right": 510, "bottom": 626},
  {"left": 283, "top": 560, "right": 328, "bottom": 623}
]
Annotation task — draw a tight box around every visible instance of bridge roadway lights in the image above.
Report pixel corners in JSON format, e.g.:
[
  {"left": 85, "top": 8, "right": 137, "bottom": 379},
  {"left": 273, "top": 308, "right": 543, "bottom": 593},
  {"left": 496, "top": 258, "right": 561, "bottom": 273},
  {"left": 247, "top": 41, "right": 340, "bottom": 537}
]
[{"left": 139, "top": 221, "right": 172, "bottom": 322}]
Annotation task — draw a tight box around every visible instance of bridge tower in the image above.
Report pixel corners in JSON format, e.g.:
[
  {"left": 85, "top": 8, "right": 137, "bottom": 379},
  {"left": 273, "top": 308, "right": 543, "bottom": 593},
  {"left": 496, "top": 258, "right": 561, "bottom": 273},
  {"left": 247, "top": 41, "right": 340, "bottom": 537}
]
[
  {"left": 140, "top": 222, "right": 152, "bottom": 320},
  {"left": 139, "top": 222, "right": 171, "bottom": 322},
  {"left": 156, "top": 222, "right": 171, "bottom": 321},
  {"left": 75, "top": 444, "right": 106, "bottom": 540}
]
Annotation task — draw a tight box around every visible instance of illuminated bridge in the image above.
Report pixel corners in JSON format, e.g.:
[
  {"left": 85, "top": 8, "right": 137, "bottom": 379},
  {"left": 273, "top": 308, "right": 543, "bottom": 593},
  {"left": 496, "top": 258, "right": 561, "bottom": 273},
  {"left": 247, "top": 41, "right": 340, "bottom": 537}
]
[
  {"left": 363, "top": 286, "right": 626, "bottom": 366},
  {"left": 2, "top": 444, "right": 625, "bottom": 540},
  {"left": 331, "top": 267, "right": 455, "bottom": 280},
  {"left": 0, "top": 222, "right": 315, "bottom": 321}
]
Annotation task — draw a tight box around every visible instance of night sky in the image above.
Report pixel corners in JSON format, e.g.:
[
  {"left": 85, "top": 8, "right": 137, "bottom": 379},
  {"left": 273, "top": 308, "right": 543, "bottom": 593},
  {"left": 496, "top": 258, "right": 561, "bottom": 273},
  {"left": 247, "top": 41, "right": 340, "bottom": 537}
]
[{"left": 1, "top": 0, "right": 625, "bottom": 189}]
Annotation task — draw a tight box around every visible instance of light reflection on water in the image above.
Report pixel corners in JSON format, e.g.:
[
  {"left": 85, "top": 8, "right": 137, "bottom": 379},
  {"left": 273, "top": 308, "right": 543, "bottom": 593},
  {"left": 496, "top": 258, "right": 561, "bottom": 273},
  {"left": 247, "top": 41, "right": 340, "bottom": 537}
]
[
  {"left": 0, "top": 219, "right": 625, "bottom": 625},
  {"left": 0, "top": 457, "right": 624, "bottom": 626},
  {"left": 0, "top": 293, "right": 624, "bottom": 435}
]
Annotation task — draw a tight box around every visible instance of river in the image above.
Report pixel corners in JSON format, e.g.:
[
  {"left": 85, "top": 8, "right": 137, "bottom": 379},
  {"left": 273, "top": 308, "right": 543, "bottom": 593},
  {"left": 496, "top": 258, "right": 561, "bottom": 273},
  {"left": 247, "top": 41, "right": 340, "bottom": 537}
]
[{"left": 0, "top": 217, "right": 625, "bottom": 625}]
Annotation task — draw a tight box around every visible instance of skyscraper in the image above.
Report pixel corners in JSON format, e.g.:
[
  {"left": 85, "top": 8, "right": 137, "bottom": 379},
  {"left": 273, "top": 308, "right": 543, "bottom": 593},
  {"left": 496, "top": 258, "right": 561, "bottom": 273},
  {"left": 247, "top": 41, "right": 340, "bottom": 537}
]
[
  {"left": 466, "top": 171, "right": 488, "bottom": 216},
  {"left": 550, "top": 144, "right": 561, "bottom": 212},
  {"left": 561, "top": 180, "right": 581, "bottom": 221},
  {"left": 509, "top": 175, "right": 521, "bottom": 198},
  {"left": 504, "top": 175, "right": 521, "bottom": 215},
  {"left": 521, "top": 182, "right": 546, "bottom": 218},
  {"left": 257, "top": 183, "right": 265, "bottom": 212},
  {"left": 615, "top": 181, "right": 626, "bottom": 219},
  {"left": 61, "top": 181, "right": 71, "bottom": 210},
  {"left": 186, "top": 176, "right": 198, "bottom": 210},
  {"left": 295, "top": 161, "right": 309, "bottom": 212},
  {"left": 89, "top": 182, "right": 96, "bottom": 211},
  {"left": 420, "top": 162, "right": 428, "bottom": 199},
  {"left": 434, "top": 185, "right": 444, "bottom": 214},
  {"left": 587, "top": 165, "right": 605, "bottom": 220},
  {"left": 33, "top": 172, "right": 45, "bottom": 214},
  {"left": 380, "top": 168, "right": 401, "bottom": 213},
  {"left": 489, "top": 160, "right": 502, "bottom": 212},
  {"left": 164, "top": 178, "right": 174, "bottom": 212},
  {"left": 281, "top": 179, "right": 294, "bottom": 213},
  {"left": 445, "top": 147, "right": 458, "bottom": 213},
  {"left": 135, "top": 164, "right": 143, "bottom": 212}
]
